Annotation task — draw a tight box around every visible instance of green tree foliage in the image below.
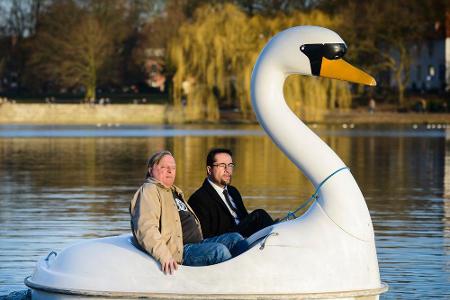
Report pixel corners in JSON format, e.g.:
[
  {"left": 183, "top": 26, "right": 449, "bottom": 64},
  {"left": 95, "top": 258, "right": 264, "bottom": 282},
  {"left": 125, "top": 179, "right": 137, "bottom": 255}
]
[{"left": 169, "top": 3, "right": 351, "bottom": 122}]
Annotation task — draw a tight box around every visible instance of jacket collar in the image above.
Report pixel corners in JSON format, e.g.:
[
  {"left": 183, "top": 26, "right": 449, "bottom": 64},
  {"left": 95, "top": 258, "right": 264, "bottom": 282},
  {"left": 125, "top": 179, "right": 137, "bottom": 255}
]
[{"left": 146, "top": 177, "right": 183, "bottom": 194}]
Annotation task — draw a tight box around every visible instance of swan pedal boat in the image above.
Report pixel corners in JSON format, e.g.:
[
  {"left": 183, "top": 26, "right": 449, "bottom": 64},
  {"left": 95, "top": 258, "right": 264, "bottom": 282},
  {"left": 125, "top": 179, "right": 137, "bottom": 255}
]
[{"left": 25, "top": 26, "right": 388, "bottom": 299}]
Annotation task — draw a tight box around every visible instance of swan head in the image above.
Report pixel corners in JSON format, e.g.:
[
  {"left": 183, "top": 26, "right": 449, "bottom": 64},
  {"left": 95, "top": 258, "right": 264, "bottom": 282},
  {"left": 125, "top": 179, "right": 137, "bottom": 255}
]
[{"left": 257, "top": 26, "right": 375, "bottom": 86}]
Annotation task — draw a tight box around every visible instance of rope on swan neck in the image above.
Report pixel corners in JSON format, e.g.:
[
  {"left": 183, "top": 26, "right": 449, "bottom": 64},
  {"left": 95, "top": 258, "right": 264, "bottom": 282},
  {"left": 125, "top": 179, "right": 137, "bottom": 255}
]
[{"left": 281, "top": 166, "right": 349, "bottom": 222}]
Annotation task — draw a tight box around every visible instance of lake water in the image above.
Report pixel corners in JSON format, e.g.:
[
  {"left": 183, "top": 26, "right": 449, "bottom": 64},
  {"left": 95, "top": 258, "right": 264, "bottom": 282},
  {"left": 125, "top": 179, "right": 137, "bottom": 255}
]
[{"left": 0, "top": 124, "right": 449, "bottom": 299}]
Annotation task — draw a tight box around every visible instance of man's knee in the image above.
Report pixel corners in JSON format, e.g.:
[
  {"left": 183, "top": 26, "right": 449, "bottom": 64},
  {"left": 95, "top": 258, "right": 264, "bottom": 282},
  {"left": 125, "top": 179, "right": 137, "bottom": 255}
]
[
  {"left": 254, "top": 208, "right": 270, "bottom": 217},
  {"left": 252, "top": 209, "right": 274, "bottom": 225},
  {"left": 210, "top": 244, "right": 232, "bottom": 264},
  {"left": 227, "top": 232, "right": 244, "bottom": 242},
  {"left": 221, "top": 232, "right": 245, "bottom": 251}
]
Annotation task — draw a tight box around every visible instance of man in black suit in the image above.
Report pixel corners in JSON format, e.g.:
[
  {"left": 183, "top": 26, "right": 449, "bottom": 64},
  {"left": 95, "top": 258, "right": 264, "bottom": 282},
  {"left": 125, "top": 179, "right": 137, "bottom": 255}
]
[{"left": 188, "top": 148, "right": 274, "bottom": 238}]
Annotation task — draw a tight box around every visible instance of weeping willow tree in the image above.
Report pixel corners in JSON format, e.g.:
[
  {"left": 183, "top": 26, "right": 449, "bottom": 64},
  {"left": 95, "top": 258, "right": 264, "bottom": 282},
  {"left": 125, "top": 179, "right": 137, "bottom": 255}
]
[{"left": 169, "top": 4, "right": 352, "bottom": 122}]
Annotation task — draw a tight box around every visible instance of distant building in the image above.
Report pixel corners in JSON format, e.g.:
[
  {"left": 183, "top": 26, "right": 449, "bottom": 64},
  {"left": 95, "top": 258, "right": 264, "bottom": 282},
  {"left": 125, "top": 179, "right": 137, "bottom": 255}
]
[
  {"left": 144, "top": 48, "right": 166, "bottom": 92},
  {"left": 387, "top": 11, "right": 450, "bottom": 92}
]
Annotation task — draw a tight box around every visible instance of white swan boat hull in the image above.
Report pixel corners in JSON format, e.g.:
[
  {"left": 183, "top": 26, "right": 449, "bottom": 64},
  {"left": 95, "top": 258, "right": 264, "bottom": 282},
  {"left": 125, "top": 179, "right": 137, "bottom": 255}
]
[{"left": 26, "top": 200, "right": 387, "bottom": 299}]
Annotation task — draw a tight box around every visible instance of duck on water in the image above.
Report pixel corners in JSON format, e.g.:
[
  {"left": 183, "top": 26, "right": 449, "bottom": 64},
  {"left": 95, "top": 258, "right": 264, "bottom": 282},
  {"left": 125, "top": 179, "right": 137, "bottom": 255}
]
[{"left": 24, "top": 26, "right": 388, "bottom": 299}]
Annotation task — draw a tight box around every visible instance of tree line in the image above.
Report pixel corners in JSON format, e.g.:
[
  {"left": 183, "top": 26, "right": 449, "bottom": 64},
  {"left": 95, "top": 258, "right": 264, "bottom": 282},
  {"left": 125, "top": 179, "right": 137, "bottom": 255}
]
[{"left": 0, "top": 0, "right": 446, "bottom": 120}]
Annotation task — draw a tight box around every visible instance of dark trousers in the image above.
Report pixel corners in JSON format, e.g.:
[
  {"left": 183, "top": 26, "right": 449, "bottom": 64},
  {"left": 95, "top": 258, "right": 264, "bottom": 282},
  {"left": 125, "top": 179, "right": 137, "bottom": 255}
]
[{"left": 236, "top": 209, "right": 274, "bottom": 237}]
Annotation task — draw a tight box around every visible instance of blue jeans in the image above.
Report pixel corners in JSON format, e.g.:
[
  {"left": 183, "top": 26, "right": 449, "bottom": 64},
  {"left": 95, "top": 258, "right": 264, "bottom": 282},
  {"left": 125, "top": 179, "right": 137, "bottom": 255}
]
[{"left": 183, "top": 232, "right": 247, "bottom": 266}]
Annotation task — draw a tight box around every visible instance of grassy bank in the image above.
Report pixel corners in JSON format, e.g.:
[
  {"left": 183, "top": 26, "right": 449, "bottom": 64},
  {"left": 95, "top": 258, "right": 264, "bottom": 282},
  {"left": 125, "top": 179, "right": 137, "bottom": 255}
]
[
  {"left": 0, "top": 102, "right": 448, "bottom": 125},
  {"left": 0, "top": 103, "right": 167, "bottom": 125}
]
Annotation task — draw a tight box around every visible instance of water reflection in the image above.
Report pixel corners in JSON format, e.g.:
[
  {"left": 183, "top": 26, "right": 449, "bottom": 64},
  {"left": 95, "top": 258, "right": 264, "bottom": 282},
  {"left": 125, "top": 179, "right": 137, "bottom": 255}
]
[
  {"left": 0, "top": 125, "right": 448, "bottom": 298},
  {"left": 444, "top": 129, "right": 450, "bottom": 278}
]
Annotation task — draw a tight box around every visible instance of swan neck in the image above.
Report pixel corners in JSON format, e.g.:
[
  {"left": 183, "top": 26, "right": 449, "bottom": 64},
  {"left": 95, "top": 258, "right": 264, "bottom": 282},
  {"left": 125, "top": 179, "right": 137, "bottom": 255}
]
[{"left": 252, "top": 63, "right": 345, "bottom": 185}]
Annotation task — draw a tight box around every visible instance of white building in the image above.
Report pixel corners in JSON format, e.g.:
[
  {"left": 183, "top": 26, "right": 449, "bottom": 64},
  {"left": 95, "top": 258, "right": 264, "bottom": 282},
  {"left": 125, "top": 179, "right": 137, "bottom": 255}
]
[{"left": 408, "top": 40, "right": 446, "bottom": 91}]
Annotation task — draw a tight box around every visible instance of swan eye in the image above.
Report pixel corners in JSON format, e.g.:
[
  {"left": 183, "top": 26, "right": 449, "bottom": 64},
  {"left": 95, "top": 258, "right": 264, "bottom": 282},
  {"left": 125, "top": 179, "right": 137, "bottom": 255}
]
[
  {"left": 300, "top": 43, "right": 347, "bottom": 59},
  {"left": 300, "top": 43, "right": 347, "bottom": 75},
  {"left": 323, "top": 43, "right": 347, "bottom": 59}
]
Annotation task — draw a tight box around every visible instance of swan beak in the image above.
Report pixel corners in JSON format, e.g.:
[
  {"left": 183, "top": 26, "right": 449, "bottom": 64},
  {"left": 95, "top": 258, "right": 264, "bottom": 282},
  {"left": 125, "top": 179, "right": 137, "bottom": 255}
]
[{"left": 320, "top": 58, "right": 376, "bottom": 86}]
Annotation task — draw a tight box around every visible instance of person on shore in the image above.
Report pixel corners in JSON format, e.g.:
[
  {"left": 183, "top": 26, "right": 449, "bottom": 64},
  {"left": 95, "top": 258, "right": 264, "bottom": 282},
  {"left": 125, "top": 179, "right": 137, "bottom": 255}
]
[
  {"left": 368, "top": 98, "right": 376, "bottom": 114},
  {"left": 188, "top": 148, "right": 275, "bottom": 238},
  {"left": 420, "top": 98, "right": 427, "bottom": 113},
  {"left": 130, "top": 150, "right": 246, "bottom": 275}
]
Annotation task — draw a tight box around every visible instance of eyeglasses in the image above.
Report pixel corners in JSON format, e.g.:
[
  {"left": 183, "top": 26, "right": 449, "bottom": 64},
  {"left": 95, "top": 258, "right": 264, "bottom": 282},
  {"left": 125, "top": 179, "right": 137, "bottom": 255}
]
[{"left": 212, "top": 163, "right": 235, "bottom": 170}]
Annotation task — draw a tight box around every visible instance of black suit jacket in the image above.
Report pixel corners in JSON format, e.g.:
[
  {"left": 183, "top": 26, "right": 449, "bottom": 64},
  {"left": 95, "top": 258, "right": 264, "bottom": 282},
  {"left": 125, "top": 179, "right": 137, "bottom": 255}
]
[{"left": 188, "top": 178, "right": 249, "bottom": 238}]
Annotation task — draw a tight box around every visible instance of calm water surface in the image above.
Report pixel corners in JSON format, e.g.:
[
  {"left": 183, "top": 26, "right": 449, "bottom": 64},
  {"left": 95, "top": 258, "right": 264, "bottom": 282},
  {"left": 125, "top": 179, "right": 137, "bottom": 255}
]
[{"left": 0, "top": 124, "right": 449, "bottom": 299}]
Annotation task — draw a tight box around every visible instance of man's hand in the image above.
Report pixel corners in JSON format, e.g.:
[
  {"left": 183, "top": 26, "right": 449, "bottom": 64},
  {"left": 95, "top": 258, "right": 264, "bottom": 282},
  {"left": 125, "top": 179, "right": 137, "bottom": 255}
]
[{"left": 161, "top": 258, "right": 178, "bottom": 275}]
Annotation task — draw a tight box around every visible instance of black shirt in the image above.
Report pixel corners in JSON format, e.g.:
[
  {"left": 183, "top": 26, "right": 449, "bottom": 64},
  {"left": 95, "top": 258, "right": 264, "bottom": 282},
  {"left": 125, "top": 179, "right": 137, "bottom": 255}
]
[{"left": 173, "top": 192, "right": 203, "bottom": 244}]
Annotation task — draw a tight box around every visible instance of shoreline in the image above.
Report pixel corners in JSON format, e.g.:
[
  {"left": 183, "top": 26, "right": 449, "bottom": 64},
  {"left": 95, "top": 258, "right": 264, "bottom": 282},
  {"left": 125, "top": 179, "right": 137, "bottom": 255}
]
[
  {"left": 320, "top": 111, "right": 450, "bottom": 125},
  {"left": 220, "top": 109, "right": 450, "bottom": 125}
]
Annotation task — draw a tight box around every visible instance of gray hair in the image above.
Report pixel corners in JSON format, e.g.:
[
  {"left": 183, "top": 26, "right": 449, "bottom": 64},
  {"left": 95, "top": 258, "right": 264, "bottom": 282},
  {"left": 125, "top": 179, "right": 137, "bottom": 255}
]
[{"left": 146, "top": 150, "right": 173, "bottom": 178}]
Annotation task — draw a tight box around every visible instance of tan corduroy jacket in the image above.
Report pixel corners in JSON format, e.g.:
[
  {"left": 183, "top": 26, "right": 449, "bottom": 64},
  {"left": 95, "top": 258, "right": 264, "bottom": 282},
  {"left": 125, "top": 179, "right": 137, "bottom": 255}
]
[{"left": 130, "top": 177, "right": 202, "bottom": 264}]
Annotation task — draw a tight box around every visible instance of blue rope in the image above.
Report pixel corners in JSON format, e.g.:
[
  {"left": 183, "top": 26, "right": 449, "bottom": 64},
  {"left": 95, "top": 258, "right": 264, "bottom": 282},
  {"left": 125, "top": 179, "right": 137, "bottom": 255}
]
[{"left": 281, "top": 166, "right": 349, "bottom": 221}]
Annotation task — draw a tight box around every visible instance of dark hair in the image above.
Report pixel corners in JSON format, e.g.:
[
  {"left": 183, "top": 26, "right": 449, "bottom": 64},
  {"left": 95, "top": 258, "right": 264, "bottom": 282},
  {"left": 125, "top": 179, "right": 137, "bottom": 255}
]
[
  {"left": 145, "top": 150, "right": 173, "bottom": 179},
  {"left": 206, "top": 148, "right": 233, "bottom": 167}
]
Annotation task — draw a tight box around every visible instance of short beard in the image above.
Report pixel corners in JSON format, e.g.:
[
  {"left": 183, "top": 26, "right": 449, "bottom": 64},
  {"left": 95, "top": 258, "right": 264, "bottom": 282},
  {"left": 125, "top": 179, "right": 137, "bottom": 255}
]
[{"left": 220, "top": 177, "right": 231, "bottom": 186}]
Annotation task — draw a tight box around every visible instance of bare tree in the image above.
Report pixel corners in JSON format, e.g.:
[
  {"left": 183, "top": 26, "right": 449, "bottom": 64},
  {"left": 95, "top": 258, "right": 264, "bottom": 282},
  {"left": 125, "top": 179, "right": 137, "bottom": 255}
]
[
  {"left": 28, "top": 0, "right": 130, "bottom": 101},
  {"left": 0, "top": 0, "right": 49, "bottom": 38},
  {"left": 0, "top": 0, "right": 50, "bottom": 92}
]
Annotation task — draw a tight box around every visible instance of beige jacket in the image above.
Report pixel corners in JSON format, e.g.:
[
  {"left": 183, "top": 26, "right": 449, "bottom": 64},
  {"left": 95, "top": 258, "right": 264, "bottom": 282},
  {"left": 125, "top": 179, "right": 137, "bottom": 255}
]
[{"left": 130, "top": 177, "right": 202, "bottom": 264}]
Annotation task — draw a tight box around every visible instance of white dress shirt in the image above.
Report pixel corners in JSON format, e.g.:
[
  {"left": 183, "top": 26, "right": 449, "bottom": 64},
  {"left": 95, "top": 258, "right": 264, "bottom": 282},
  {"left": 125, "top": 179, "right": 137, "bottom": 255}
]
[{"left": 207, "top": 178, "right": 240, "bottom": 224}]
